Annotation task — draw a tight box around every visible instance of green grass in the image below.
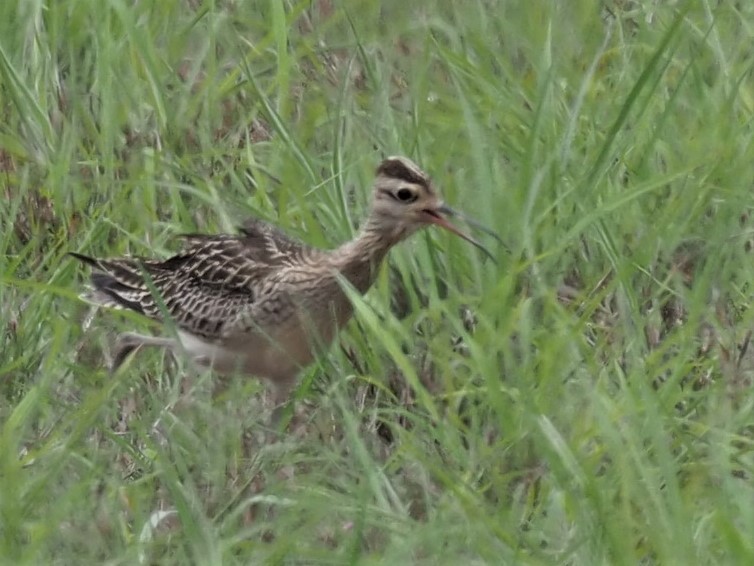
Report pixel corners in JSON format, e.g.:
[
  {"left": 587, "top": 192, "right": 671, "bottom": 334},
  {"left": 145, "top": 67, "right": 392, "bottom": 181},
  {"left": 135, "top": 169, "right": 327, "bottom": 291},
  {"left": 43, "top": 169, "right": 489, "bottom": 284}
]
[{"left": 2, "top": 0, "right": 754, "bottom": 563}]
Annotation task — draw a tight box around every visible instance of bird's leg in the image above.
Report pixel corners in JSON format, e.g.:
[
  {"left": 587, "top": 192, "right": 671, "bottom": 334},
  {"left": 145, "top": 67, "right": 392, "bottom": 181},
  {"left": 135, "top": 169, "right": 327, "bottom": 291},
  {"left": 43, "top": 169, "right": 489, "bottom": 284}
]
[
  {"left": 269, "top": 377, "right": 296, "bottom": 430},
  {"left": 111, "top": 332, "right": 177, "bottom": 374}
]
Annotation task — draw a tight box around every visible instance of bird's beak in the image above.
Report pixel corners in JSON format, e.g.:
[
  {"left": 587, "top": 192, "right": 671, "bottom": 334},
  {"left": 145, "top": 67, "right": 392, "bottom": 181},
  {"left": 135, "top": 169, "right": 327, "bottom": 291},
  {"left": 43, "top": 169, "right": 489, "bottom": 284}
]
[{"left": 422, "top": 204, "right": 501, "bottom": 262}]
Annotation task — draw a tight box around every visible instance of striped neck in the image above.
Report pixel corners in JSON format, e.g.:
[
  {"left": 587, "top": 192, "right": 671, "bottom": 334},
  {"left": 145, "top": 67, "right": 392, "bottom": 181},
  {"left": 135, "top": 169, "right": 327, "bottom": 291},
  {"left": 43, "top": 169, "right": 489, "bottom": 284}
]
[{"left": 332, "top": 220, "right": 399, "bottom": 294}]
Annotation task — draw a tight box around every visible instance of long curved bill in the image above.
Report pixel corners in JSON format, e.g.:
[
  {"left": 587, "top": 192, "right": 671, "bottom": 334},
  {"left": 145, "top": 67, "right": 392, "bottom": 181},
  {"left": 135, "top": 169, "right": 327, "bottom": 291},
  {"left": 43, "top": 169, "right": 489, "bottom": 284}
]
[{"left": 423, "top": 204, "right": 501, "bottom": 262}]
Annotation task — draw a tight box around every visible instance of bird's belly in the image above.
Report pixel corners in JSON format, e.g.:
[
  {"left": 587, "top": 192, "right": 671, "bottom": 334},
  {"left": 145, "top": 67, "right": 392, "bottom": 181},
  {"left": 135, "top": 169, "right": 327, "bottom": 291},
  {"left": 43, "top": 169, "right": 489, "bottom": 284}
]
[{"left": 176, "top": 324, "right": 327, "bottom": 383}]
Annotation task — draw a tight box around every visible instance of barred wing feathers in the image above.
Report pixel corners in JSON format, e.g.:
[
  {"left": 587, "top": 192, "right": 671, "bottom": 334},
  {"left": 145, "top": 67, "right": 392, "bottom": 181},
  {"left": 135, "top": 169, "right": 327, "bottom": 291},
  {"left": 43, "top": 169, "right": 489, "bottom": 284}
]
[{"left": 70, "top": 218, "right": 315, "bottom": 339}]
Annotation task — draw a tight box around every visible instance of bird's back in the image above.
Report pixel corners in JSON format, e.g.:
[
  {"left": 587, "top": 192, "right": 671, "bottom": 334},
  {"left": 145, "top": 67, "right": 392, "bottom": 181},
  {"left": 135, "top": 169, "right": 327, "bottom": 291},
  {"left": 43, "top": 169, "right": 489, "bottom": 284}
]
[{"left": 71, "top": 218, "right": 317, "bottom": 341}]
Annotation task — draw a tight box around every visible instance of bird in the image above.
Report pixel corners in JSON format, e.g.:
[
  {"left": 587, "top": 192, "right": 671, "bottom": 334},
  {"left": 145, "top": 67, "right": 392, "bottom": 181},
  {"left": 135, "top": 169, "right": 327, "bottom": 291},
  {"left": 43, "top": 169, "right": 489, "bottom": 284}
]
[{"left": 70, "top": 156, "right": 499, "bottom": 424}]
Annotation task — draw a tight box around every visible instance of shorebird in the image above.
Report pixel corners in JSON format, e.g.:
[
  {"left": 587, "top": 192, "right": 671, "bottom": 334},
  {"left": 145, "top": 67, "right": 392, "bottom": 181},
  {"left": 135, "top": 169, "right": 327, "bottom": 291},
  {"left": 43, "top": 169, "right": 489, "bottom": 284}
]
[{"left": 71, "top": 156, "right": 498, "bottom": 423}]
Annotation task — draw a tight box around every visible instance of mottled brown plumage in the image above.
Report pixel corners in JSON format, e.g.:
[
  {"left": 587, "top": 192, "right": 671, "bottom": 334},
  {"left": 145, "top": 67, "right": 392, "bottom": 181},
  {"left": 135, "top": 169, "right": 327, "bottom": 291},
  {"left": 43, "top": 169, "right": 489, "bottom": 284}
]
[{"left": 71, "top": 156, "right": 498, "bottom": 422}]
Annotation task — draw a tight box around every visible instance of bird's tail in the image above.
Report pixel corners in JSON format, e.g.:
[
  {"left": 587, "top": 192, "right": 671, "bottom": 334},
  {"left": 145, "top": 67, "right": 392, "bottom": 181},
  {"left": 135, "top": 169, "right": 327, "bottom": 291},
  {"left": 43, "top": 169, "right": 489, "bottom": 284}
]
[{"left": 69, "top": 252, "right": 148, "bottom": 315}]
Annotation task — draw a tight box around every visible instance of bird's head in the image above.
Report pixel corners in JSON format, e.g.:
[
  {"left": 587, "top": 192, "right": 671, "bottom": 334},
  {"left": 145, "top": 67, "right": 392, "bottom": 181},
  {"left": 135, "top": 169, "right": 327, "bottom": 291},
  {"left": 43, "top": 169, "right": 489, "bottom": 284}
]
[{"left": 368, "top": 156, "right": 499, "bottom": 260}]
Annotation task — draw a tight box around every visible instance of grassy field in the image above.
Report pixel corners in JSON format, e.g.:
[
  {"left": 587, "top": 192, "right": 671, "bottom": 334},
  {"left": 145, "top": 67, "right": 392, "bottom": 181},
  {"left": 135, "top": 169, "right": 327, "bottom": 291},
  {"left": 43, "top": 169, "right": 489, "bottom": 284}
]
[{"left": 2, "top": 0, "right": 754, "bottom": 563}]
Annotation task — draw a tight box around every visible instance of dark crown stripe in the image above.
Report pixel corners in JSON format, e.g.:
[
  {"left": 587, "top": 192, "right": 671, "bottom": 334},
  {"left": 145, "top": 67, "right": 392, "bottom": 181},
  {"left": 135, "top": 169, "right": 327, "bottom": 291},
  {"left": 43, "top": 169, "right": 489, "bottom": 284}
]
[{"left": 376, "top": 158, "right": 428, "bottom": 186}]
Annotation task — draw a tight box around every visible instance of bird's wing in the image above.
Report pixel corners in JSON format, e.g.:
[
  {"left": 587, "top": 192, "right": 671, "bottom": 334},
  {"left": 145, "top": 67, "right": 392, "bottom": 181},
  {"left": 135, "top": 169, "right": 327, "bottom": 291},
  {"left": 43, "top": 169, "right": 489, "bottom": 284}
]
[{"left": 71, "top": 217, "right": 315, "bottom": 339}]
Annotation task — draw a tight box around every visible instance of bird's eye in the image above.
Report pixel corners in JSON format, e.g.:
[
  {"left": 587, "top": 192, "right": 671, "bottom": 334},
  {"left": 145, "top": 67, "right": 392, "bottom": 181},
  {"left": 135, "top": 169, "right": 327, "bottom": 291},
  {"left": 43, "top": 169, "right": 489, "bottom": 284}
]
[{"left": 395, "top": 188, "right": 417, "bottom": 202}]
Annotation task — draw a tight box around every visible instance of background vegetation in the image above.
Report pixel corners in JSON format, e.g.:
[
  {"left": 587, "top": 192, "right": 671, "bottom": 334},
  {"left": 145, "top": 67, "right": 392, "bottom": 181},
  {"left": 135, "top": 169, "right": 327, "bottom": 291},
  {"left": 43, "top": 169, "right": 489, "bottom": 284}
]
[{"left": 2, "top": 0, "right": 754, "bottom": 563}]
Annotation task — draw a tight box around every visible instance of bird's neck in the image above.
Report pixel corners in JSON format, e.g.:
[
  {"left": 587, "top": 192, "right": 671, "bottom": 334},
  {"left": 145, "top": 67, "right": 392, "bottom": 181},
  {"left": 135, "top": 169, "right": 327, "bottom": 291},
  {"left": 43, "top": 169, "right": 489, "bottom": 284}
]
[{"left": 331, "top": 219, "right": 398, "bottom": 294}]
